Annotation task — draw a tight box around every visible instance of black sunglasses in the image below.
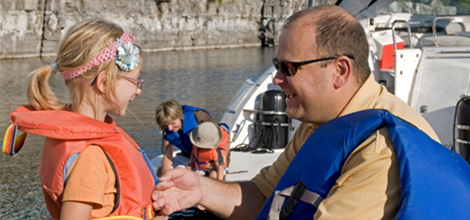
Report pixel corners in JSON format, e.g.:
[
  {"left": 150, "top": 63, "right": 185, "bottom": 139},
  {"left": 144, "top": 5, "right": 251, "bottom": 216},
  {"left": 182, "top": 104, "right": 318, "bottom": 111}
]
[{"left": 272, "top": 55, "right": 355, "bottom": 76}]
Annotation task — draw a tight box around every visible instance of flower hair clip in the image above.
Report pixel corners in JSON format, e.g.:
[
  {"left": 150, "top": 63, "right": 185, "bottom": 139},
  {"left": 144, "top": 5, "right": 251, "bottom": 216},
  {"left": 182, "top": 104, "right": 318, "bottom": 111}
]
[
  {"left": 115, "top": 38, "right": 141, "bottom": 71},
  {"left": 60, "top": 32, "right": 140, "bottom": 80}
]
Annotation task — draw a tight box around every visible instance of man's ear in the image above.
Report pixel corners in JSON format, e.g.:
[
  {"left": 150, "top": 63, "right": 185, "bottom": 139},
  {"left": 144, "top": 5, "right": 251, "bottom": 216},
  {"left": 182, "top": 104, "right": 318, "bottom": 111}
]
[
  {"left": 333, "top": 56, "right": 353, "bottom": 89},
  {"left": 94, "top": 70, "right": 108, "bottom": 93}
]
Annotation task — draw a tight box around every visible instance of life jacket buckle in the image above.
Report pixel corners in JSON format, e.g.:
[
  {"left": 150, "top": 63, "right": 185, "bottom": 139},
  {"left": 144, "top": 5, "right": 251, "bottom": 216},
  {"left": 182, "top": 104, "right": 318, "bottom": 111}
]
[{"left": 267, "top": 181, "right": 323, "bottom": 220}]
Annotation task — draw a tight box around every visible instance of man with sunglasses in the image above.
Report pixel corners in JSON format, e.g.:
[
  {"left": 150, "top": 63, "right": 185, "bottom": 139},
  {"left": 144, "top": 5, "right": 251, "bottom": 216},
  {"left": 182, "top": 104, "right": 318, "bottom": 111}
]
[{"left": 152, "top": 5, "right": 439, "bottom": 219}]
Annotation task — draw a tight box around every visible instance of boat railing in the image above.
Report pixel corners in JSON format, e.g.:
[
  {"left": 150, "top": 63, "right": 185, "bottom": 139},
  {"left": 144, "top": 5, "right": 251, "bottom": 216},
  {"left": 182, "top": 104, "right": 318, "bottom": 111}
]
[
  {"left": 254, "top": 109, "right": 287, "bottom": 115},
  {"left": 259, "top": 122, "right": 290, "bottom": 127},
  {"left": 392, "top": 20, "right": 413, "bottom": 50},
  {"left": 455, "top": 125, "right": 470, "bottom": 145}
]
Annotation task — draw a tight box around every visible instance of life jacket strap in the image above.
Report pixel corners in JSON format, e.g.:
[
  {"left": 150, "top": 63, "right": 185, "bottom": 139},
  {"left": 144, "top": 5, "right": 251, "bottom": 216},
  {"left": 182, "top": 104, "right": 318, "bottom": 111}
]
[{"left": 268, "top": 181, "right": 323, "bottom": 220}]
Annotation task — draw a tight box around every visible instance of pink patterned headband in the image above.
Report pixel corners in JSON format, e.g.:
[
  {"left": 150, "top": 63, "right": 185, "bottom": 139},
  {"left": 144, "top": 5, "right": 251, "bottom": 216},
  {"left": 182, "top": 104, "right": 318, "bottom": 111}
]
[{"left": 60, "top": 32, "right": 135, "bottom": 80}]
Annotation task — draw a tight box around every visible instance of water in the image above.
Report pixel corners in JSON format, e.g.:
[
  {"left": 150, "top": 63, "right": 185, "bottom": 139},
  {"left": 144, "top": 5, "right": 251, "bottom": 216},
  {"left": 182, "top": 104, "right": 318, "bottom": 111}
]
[{"left": 0, "top": 46, "right": 276, "bottom": 219}]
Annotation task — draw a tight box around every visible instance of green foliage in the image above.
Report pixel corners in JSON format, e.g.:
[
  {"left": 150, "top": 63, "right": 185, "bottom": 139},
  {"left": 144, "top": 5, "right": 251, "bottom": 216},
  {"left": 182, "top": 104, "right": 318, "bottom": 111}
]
[
  {"left": 392, "top": 0, "right": 470, "bottom": 15},
  {"left": 452, "top": 0, "right": 470, "bottom": 14}
]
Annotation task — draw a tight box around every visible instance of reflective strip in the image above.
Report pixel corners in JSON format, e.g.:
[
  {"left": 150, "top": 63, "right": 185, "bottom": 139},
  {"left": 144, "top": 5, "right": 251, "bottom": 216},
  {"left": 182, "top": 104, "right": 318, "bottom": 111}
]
[
  {"left": 267, "top": 185, "right": 324, "bottom": 220},
  {"left": 268, "top": 190, "right": 285, "bottom": 220},
  {"left": 300, "top": 189, "right": 323, "bottom": 208},
  {"left": 63, "top": 153, "right": 79, "bottom": 186}
]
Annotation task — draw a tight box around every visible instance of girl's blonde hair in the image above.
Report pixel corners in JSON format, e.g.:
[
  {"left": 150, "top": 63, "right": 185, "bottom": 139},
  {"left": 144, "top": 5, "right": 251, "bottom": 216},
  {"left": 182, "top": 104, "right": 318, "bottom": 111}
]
[
  {"left": 155, "top": 99, "right": 184, "bottom": 131},
  {"left": 28, "top": 18, "right": 125, "bottom": 111}
]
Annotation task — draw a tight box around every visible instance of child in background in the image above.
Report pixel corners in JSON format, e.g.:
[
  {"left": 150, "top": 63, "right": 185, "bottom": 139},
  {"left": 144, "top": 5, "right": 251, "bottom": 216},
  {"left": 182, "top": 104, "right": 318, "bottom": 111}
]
[
  {"left": 155, "top": 99, "right": 213, "bottom": 175},
  {"left": 188, "top": 121, "right": 230, "bottom": 180},
  {"left": 6, "top": 18, "right": 163, "bottom": 219}
]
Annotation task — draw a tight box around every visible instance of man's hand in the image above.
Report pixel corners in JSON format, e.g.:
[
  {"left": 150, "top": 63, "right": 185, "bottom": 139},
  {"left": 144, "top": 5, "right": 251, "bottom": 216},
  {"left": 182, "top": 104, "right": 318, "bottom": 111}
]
[{"left": 152, "top": 167, "right": 204, "bottom": 215}]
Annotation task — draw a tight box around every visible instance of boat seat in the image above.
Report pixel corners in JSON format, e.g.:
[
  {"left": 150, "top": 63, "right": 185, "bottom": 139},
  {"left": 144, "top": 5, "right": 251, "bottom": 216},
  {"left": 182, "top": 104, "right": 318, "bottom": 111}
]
[
  {"left": 420, "top": 16, "right": 470, "bottom": 46},
  {"left": 420, "top": 33, "right": 470, "bottom": 46},
  {"left": 396, "top": 31, "right": 452, "bottom": 48},
  {"left": 443, "top": 22, "right": 468, "bottom": 35}
]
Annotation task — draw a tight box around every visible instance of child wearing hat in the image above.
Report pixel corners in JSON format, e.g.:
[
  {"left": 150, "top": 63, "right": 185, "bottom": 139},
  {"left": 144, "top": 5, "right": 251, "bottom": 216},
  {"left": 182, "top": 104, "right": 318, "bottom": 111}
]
[{"left": 189, "top": 121, "right": 230, "bottom": 180}]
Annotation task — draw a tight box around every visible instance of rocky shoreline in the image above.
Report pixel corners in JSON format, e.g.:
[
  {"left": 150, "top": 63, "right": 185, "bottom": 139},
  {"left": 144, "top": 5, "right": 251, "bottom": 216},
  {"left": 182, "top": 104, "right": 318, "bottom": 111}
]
[{"left": 0, "top": 0, "right": 309, "bottom": 59}]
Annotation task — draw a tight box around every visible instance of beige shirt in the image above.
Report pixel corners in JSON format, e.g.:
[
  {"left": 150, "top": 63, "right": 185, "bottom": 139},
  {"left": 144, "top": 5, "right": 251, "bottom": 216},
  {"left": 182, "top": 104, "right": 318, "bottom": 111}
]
[{"left": 251, "top": 74, "right": 439, "bottom": 219}]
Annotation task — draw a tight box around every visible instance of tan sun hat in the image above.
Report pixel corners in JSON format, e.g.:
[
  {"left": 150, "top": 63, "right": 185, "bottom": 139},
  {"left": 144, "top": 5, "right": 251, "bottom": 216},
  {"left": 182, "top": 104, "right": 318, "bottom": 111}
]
[{"left": 190, "top": 121, "right": 222, "bottom": 149}]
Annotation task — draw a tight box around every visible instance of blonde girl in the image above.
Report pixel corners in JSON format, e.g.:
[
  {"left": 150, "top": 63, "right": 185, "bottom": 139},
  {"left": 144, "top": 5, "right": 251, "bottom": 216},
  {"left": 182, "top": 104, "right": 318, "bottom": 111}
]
[{"left": 7, "top": 18, "right": 163, "bottom": 219}]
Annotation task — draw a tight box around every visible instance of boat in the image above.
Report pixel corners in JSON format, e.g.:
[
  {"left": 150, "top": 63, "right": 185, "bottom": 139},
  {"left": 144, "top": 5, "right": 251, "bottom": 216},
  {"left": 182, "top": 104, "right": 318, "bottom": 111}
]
[{"left": 203, "top": 0, "right": 470, "bottom": 182}]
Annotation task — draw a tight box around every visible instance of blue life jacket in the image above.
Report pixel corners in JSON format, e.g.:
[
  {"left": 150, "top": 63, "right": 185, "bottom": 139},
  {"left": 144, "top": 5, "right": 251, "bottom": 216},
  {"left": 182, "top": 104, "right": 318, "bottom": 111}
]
[
  {"left": 256, "top": 109, "right": 470, "bottom": 220},
  {"left": 165, "top": 105, "right": 211, "bottom": 155}
]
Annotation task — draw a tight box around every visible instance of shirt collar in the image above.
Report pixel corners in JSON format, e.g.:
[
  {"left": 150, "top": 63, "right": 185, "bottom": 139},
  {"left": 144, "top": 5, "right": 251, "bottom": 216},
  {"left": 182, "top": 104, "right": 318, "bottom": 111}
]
[{"left": 339, "top": 73, "right": 381, "bottom": 117}]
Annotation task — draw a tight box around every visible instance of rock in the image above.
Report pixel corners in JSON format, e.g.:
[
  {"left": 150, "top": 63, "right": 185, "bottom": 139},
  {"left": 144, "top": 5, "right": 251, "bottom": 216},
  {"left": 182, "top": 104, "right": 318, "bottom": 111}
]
[{"left": 0, "top": 0, "right": 308, "bottom": 59}]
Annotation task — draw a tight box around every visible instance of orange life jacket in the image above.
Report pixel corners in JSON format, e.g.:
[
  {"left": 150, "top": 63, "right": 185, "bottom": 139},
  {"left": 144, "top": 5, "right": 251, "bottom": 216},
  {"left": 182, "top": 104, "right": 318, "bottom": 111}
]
[
  {"left": 192, "top": 128, "right": 229, "bottom": 169},
  {"left": 10, "top": 105, "right": 156, "bottom": 219}
]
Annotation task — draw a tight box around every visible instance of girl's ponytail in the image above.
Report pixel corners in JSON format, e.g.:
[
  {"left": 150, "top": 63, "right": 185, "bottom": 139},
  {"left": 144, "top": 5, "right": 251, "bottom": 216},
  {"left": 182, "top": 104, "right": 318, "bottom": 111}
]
[{"left": 27, "top": 65, "right": 65, "bottom": 110}]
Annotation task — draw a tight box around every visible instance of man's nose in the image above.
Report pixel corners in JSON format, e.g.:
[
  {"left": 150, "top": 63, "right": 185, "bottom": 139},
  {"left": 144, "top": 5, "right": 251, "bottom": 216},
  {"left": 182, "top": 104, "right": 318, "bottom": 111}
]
[{"left": 273, "top": 70, "right": 286, "bottom": 86}]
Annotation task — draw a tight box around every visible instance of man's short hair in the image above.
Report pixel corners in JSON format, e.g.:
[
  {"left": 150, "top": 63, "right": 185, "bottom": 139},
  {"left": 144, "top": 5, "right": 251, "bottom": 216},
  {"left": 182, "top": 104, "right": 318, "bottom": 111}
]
[
  {"left": 282, "top": 5, "right": 371, "bottom": 84},
  {"left": 155, "top": 99, "right": 184, "bottom": 131}
]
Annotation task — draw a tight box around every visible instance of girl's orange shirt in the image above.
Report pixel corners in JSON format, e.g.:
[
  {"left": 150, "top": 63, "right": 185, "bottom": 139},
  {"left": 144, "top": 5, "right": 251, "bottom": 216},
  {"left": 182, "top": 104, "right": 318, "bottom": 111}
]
[{"left": 63, "top": 145, "right": 117, "bottom": 217}]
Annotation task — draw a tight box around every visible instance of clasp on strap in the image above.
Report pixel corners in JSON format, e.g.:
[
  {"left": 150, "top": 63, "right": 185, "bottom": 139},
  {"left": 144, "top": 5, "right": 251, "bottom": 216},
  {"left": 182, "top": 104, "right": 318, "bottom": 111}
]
[{"left": 267, "top": 181, "right": 324, "bottom": 220}]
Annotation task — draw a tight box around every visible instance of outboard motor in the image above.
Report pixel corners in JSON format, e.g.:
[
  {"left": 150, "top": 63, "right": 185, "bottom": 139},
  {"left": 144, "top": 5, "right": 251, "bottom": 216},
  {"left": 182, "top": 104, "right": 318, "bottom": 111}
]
[
  {"left": 454, "top": 96, "right": 470, "bottom": 164},
  {"left": 254, "top": 90, "right": 289, "bottom": 152}
]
